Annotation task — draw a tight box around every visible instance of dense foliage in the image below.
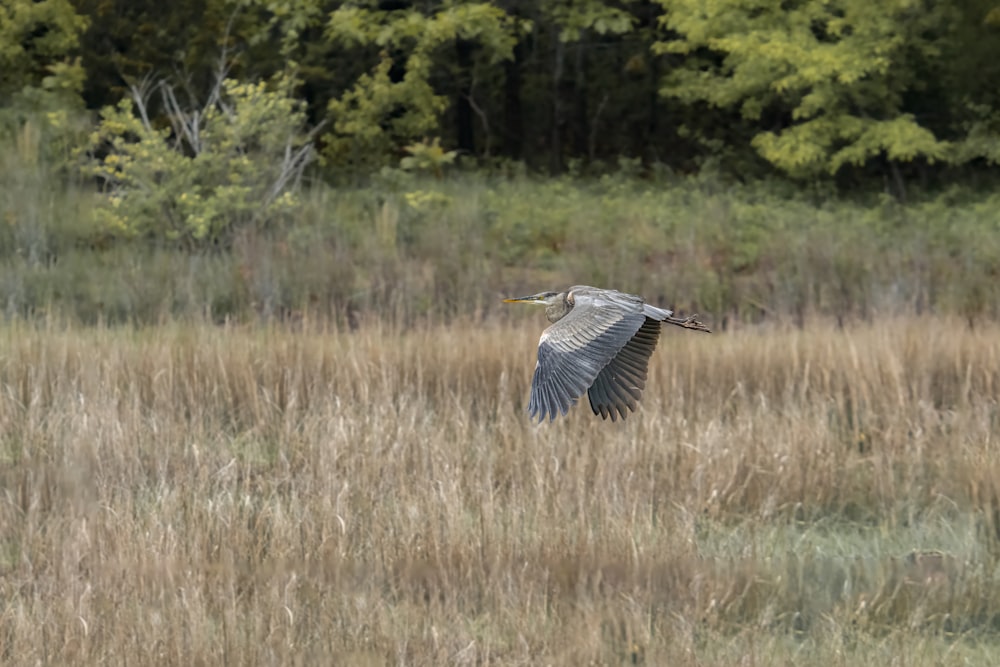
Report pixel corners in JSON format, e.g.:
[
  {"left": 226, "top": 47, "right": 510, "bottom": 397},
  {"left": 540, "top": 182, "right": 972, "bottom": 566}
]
[
  {"left": 5, "top": 0, "right": 1000, "bottom": 183},
  {"left": 81, "top": 76, "right": 316, "bottom": 246},
  {"left": 0, "top": 0, "right": 88, "bottom": 120}
]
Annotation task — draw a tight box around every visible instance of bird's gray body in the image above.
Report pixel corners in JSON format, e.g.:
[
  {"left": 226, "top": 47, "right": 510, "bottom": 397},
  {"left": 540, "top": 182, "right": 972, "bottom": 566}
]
[{"left": 505, "top": 285, "right": 710, "bottom": 422}]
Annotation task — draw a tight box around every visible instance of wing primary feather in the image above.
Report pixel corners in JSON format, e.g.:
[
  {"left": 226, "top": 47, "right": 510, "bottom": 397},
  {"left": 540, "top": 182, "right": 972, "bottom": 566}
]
[
  {"left": 588, "top": 374, "right": 614, "bottom": 417},
  {"left": 592, "top": 369, "right": 636, "bottom": 418},
  {"left": 584, "top": 316, "right": 667, "bottom": 421}
]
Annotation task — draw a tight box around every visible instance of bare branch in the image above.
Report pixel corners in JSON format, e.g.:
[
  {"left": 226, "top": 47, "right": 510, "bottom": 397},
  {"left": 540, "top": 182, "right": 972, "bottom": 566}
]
[
  {"left": 209, "top": 8, "right": 241, "bottom": 119},
  {"left": 253, "top": 119, "right": 326, "bottom": 227},
  {"left": 158, "top": 82, "right": 203, "bottom": 154},
  {"left": 128, "top": 73, "right": 158, "bottom": 132}
]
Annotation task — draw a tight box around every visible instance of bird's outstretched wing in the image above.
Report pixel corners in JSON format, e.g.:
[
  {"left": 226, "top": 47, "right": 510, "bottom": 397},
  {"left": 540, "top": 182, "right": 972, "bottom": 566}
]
[{"left": 528, "top": 288, "right": 647, "bottom": 421}]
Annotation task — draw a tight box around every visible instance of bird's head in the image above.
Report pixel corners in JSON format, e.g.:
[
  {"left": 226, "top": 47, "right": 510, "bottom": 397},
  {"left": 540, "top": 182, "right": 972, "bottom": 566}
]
[{"left": 503, "top": 291, "right": 561, "bottom": 306}]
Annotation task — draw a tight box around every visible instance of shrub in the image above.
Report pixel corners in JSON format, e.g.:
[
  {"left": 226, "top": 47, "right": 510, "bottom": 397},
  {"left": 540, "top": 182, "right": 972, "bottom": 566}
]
[{"left": 81, "top": 74, "right": 318, "bottom": 248}]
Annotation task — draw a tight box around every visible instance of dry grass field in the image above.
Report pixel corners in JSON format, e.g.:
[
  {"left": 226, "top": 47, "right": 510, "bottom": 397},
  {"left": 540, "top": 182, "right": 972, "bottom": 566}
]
[{"left": 2, "top": 315, "right": 1000, "bottom": 665}]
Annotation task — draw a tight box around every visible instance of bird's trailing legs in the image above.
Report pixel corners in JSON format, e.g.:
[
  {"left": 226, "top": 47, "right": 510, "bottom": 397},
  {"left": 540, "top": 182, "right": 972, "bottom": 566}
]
[{"left": 665, "top": 313, "right": 712, "bottom": 333}]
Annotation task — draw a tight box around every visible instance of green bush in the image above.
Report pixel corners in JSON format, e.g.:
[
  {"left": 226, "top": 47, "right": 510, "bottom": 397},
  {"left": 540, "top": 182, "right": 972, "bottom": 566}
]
[{"left": 81, "top": 75, "right": 317, "bottom": 248}]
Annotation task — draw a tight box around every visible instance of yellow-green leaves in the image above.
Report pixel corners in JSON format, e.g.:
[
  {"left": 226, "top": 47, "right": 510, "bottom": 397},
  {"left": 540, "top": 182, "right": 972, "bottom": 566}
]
[
  {"left": 0, "top": 0, "right": 88, "bottom": 111},
  {"left": 324, "top": 1, "right": 527, "bottom": 170},
  {"left": 82, "top": 77, "right": 315, "bottom": 247},
  {"left": 326, "top": 55, "right": 447, "bottom": 169},
  {"left": 753, "top": 115, "right": 953, "bottom": 175},
  {"left": 545, "top": 0, "right": 636, "bottom": 42},
  {"left": 658, "top": 0, "right": 953, "bottom": 176},
  {"left": 400, "top": 138, "right": 457, "bottom": 177}
]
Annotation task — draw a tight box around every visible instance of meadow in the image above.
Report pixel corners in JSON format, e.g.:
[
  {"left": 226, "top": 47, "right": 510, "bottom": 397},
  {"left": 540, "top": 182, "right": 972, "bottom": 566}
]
[{"left": 2, "top": 314, "right": 1000, "bottom": 665}]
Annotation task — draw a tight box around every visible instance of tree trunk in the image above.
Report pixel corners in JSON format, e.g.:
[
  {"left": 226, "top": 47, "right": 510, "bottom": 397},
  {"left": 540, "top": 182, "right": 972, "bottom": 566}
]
[
  {"left": 572, "top": 42, "right": 588, "bottom": 158},
  {"left": 550, "top": 36, "right": 565, "bottom": 174},
  {"left": 503, "top": 40, "right": 525, "bottom": 160},
  {"left": 647, "top": 50, "right": 661, "bottom": 163},
  {"left": 887, "top": 159, "right": 907, "bottom": 203},
  {"left": 455, "top": 38, "right": 476, "bottom": 156}
]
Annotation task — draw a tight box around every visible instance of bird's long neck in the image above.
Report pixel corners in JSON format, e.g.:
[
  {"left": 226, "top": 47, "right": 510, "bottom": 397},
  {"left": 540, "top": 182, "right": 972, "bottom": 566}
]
[{"left": 545, "top": 292, "right": 573, "bottom": 323}]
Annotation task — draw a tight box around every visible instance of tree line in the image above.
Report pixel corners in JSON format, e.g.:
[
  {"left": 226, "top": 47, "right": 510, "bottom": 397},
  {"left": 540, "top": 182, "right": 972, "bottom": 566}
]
[{"left": 5, "top": 0, "right": 1000, "bottom": 190}]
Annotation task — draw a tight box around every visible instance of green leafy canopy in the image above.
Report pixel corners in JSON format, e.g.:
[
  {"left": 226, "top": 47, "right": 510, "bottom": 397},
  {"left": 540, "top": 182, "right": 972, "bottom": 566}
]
[
  {"left": 324, "top": 1, "right": 529, "bottom": 168},
  {"left": 657, "top": 0, "right": 955, "bottom": 176},
  {"left": 0, "top": 0, "right": 88, "bottom": 113}
]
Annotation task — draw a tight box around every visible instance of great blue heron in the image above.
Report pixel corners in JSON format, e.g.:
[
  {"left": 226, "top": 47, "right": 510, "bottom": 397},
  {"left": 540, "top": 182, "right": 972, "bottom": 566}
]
[{"left": 504, "top": 286, "right": 711, "bottom": 422}]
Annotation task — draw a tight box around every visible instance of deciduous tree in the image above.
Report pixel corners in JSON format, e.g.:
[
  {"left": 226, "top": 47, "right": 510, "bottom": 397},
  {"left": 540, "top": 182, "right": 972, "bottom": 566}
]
[
  {"left": 657, "top": 0, "right": 954, "bottom": 179},
  {"left": 0, "top": 0, "right": 88, "bottom": 113}
]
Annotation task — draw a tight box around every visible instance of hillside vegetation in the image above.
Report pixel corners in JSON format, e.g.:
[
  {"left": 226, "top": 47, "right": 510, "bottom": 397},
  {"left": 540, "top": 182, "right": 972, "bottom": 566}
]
[{"left": 4, "top": 160, "right": 1000, "bottom": 326}]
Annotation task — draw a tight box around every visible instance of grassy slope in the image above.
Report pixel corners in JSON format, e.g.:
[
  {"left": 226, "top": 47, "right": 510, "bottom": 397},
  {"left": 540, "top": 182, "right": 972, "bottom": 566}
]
[
  {"left": 2, "top": 316, "right": 999, "bottom": 664},
  {"left": 3, "top": 164, "right": 1000, "bottom": 326}
]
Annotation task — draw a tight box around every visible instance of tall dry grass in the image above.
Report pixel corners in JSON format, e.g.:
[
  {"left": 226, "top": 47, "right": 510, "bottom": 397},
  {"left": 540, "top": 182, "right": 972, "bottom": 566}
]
[{"left": 1, "top": 316, "right": 1000, "bottom": 664}]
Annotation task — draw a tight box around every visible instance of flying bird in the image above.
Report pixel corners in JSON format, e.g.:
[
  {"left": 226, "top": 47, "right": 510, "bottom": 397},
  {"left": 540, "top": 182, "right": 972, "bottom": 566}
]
[{"left": 504, "top": 286, "right": 711, "bottom": 421}]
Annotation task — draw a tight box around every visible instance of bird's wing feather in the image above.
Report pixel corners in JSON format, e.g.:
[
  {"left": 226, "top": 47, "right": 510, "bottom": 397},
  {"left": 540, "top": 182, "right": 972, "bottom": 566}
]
[
  {"left": 586, "top": 315, "right": 662, "bottom": 421},
  {"left": 528, "top": 289, "right": 646, "bottom": 421},
  {"left": 586, "top": 302, "right": 677, "bottom": 421}
]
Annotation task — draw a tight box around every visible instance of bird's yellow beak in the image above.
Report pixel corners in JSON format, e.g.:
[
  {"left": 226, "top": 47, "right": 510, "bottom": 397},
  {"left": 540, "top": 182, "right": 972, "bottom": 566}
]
[{"left": 503, "top": 295, "right": 543, "bottom": 303}]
